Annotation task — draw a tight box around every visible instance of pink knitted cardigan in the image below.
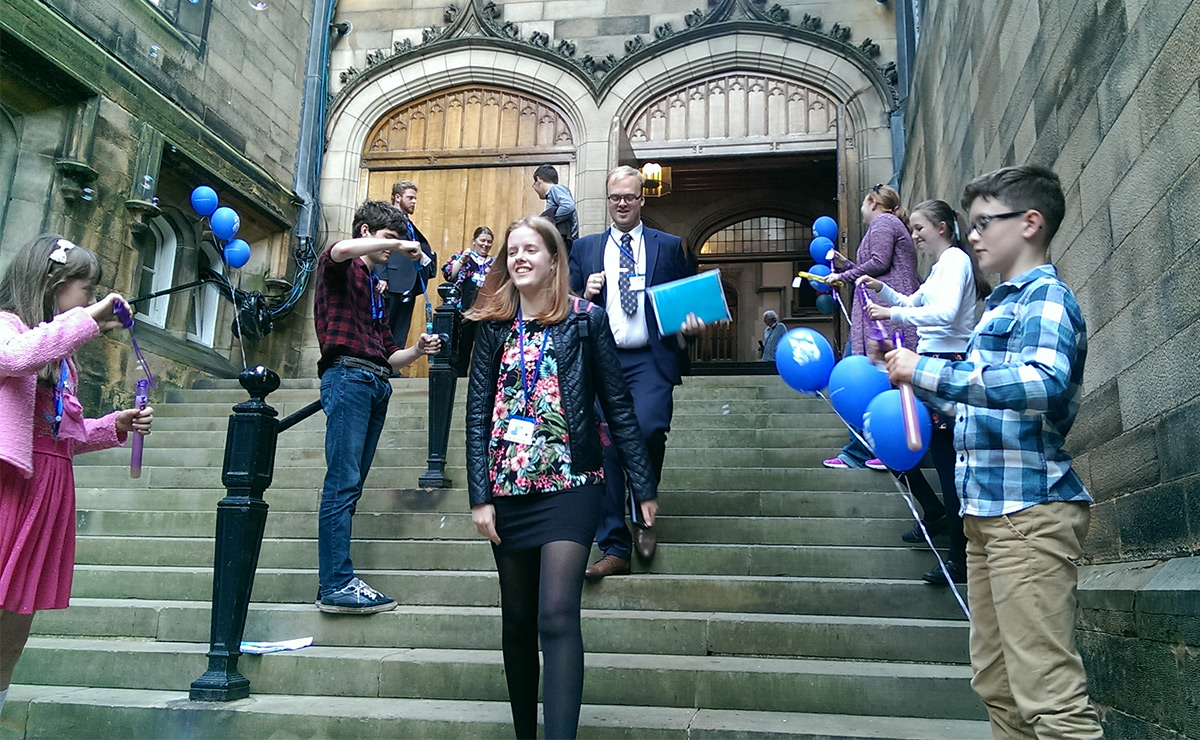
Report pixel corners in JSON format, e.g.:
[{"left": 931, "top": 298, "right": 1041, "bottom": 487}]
[{"left": 0, "top": 307, "right": 125, "bottom": 478}]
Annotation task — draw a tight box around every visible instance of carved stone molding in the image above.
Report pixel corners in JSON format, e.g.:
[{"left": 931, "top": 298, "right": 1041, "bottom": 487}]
[
  {"left": 331, "top": 0, "right": 898, "bottom": 109},
  {"left": 361, "top": 85, "right": 575, "bottom": 167},
  {"left": 629, "top": 72, "right": 838, "bottom": 152}
]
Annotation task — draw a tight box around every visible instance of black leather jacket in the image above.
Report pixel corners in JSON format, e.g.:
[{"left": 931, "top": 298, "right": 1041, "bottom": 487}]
[{"left": 466, "top": 300, "right": 656, "bottom": 508}]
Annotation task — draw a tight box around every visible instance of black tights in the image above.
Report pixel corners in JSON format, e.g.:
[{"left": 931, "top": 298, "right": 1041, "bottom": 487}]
[
  {"left": 898, "top": 427, "right": 965, "bottom": 562},
  {"left": 493, "top": 539, "right": 590, "bottom": 740}
]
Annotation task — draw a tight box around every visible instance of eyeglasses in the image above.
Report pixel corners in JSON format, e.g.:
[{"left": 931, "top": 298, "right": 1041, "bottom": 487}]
[
  {"left": 968, "top": 210, "right": 1027, "bottom": 235},
  {"left": 607, "top": 194, "right": 642, "bottom": 204}
]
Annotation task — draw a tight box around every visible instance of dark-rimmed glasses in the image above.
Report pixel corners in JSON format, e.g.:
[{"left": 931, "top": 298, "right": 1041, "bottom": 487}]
[
  {"left": 607, "top": 194, "right": 642, "bottom": 204},
  {"left": 968, "top": 210, "right": 1027, "bottom": 236}
]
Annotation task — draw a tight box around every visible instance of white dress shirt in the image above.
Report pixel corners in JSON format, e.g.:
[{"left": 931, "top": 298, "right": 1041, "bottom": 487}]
[{"left": 603, "top": 222, "right": 649, "bottom": 349}]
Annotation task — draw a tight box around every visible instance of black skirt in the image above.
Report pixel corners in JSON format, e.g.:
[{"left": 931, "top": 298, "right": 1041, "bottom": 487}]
[{"left": 492, "top": 484, "right": 602, "bottom": 552}]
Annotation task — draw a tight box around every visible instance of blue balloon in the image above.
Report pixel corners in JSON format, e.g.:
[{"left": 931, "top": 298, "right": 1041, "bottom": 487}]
[
  {"left": 190, "top": 186, "right": 219, "bottom": 217},
  {"left": 775, "top": 328, "right": 835, "bottom": 394},
  {"left": 863, "top": 389, "right": 932, "bottom": 471},
  {"left": 813, "top": 215, "right": 838, "bottom": 242},
  {"left": 223, "top": 238, "right": 251, "bottom": 269},
  {"left": 806, "top": 263, "right": 833, "bottom": 292},
  {"left": 210, "top": 206, "right": 241, "bottom": 241},
  {"left": 809, "top": 236, "right": 835, "bottom": 265},
  {"left": 815, "top": 294, "right": 836, "bottom": 315},
  {"left": 827, "top": 355, "right": 892, "bottom": 429}
]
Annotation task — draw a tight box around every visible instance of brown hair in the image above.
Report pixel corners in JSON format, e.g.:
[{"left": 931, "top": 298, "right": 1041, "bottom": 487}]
[
  {"left": 961, "top": 164, "right": 1065, "bottom": 244},
  {"left": 868, "top": 183, "right": 908, "bottom": 226},
  {"left": 911, "top": 199, "right": 991, "bottom": 300},
  {"left": 466, "top": 217, "right": 569, "bottom": 325},
  {"left": 391, "top": 180, "right": 418, "bottom": 197},
  {"left": 0, "top": 233, "right": 103, "bottom": 384}
]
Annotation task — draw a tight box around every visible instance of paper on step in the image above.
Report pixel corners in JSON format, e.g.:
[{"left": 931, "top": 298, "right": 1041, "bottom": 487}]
[{"left": 240, "top": 636, "right": 314, "bottom": 655}]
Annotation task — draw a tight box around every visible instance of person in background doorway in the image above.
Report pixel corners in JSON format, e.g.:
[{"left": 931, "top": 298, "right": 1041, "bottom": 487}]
[
  {"left": 532, "top": 165, "right": 579, "bottom": 253},
  {"left": 373, "top": 180, "right": 438, "bottom": 349},
  {"left": 760, "top": 310, "right": 787, "bottom": 362}
]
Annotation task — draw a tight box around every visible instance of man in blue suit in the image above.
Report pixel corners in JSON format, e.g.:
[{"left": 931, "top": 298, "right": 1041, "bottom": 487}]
[
  {"left": 373, "top": 180, "right": 437, "bottom": 348},
  {"left": 569, "top": 165, "right": 699, "bottom": 579}
]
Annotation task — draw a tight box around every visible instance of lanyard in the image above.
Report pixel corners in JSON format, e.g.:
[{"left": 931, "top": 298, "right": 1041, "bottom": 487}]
[
  {"left": 53, "top": 359, "right": 68, "bottom": 438},
  {"left": 608, "top": 228, "right": 640, "bottom": 265},
  {"left": 369, "top": 274, "right": 385, "bottom": 320},
  {"left": 516, "top": 309, "right": 549, "bottom": 414}
]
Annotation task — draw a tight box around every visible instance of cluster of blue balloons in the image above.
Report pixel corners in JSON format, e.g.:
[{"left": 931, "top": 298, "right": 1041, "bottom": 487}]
[
  {"left": 807, "top": 216, "right": 840, "bottom": 314},
  {"left": 190, "top": 186, "right": 251, "bottom": 268},
  {"left": 775, "top": 326, "right": 932, "bottom": 471}
]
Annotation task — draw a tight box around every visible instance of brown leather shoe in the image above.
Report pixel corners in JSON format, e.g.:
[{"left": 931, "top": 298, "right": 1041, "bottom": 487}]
[
  {"left": 634, "top": 526, "right": 657, "bottom": 560},
  {"left": 584, "top": 554, "right": 631, "bottom": 581}
]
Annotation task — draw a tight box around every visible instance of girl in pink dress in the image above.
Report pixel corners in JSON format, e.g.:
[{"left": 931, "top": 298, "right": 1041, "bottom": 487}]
[{"left": 0, "top": 234, "right": 154, "bottom": 713}]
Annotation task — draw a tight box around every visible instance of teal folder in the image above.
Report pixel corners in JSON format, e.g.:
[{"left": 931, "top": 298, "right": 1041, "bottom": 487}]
[{"left": 646, "top": 269, "right": 732, "bottom": 336}]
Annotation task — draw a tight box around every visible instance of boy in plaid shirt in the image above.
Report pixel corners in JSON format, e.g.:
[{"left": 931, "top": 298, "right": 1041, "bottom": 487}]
[
  {"left": 314, "top": 200, "right": 440, "bottom": 614},
  {"left": 886, "top": 165, "right": 1102, "bottom": 739}
]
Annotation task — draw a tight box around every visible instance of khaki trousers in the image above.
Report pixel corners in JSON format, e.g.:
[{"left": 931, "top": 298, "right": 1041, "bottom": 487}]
[{"left": 964, "top": 502, "right": 1104, "bottom": 740}]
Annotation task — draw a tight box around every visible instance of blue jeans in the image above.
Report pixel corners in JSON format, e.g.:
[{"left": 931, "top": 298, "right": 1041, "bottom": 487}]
[
  {"left": 318, "top": 365, "right": 392, "bottom": 598},
  {"left": 838, "top": 432, "right": 874, "bottom": 467}
]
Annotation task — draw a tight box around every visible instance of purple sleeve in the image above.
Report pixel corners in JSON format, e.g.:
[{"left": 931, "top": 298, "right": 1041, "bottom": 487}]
[{"left": 838, "top": 217, "right": 903, "bottom": 283}]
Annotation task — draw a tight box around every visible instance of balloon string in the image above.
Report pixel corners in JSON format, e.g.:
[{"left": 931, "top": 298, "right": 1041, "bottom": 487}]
[{"left": 815, "top": 390, "right": 971, "bottom": 621}]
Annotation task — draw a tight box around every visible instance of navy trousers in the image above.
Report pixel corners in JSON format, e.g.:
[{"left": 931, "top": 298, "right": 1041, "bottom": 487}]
[{"left": 596, "top": 345, "right": 674, "bottom": 559}]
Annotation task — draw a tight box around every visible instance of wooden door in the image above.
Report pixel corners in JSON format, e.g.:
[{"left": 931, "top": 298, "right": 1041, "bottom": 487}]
[{"left": 364, "top": 164, "right": 572, "bottom": 375}]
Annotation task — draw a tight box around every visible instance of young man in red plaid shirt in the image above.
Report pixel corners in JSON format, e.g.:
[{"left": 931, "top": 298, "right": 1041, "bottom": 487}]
[{"left": 314, "top": 200, "right": 440, "bottom": 614}]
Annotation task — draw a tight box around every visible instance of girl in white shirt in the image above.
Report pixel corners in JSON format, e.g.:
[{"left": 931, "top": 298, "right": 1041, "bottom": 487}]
[{"left": 858, "top": 200, "right": 990, "bottom": 585}]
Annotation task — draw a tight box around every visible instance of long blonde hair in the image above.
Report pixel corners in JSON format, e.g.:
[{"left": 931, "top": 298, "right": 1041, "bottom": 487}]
[{"left": 466, "top": 216, "right": 569, "bottom": 325}]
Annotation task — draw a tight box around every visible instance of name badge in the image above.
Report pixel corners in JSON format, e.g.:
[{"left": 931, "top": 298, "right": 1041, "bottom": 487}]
[
  {"left": 472, "top": 272, "right": 486, "bottom": 285},
  {"left": 503, "top": 415, "right": 537, "bottom": 444},
  {"left": 628, "top": 274, "right": 646, "bottom": 292}
]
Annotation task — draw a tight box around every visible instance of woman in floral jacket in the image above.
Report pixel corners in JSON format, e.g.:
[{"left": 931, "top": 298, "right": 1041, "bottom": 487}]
[{"left": 465, "top": 216, "right": 654, "bottom": 740}]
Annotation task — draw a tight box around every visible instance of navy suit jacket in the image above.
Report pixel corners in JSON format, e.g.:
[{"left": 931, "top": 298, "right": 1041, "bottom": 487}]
[
  {"left": 373, "top": 220, "right": 437, "bottom": 295},
  {"left": 568, "top": 225, "right": 692, "bottom": 385}
]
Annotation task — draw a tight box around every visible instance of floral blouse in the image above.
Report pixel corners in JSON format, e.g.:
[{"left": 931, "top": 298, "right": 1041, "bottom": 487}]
[
  {"left": 488, "top": 319, "right": 603, "bottom": 497},
  {"left": 441, "top": 250, "right": 494, "bottom": 308}
]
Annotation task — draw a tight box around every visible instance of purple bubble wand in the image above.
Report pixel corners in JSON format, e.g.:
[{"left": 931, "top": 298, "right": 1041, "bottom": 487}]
[
  {"left": 856, "top": 282, "right": 922, "bottom": 452},
  {"left": 113, "top": 301, "right": 155, "bottom": 477}
]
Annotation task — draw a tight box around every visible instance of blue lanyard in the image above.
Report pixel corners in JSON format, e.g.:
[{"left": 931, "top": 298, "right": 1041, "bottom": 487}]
[
  {"left": 369, "top": 274, "right": 385, "bottom": 320},
  {"left": 516, "top": 310, "right": 549, "bottom": 414},
  {"left": 417, "top": 270, "right": 433, "bottom": 333},
  {"left": 53, "top": 359, "right": 68, "bottom": 438},
  {"left": 608, "top": 228, "right": 639, "bottom": 264}
]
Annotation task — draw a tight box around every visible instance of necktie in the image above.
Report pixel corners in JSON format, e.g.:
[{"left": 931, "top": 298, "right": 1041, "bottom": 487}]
[
  {"left": 405, "top": 219, "right": 416, "bottom": 241},
  {"left": 618, "top": 233, "right": 637, "bottom": 315}
]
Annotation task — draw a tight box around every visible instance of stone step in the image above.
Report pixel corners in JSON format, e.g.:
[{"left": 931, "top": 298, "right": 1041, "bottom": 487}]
[
  {"left": 79, "top": 426, "right": 852, "bottom": 450},
  {"left": 1, "top": 685, "right": 993, "bottom": 739},
  {"left": 31, "top": 601, "right": 970, "bottom": 665},
  {"left": 75, "top": 439, "right": 860, "bottom": 469},
  {"left": 75, "top": 537, "right": 945, "bottom": 579},
  {"left": 189, "top": 375, "right": 802, "bottom": 391},
  {"left": 168, "top": 382, "right": 820, "bottom": 405},
  {"left": 74, "top": 487, "right": 923, "bottom": 517},
  {"left": 74, "top": 510, "right": 921, "bottom": 546},
  {"left": 66, "top": 567, "right": 969, "bottom": 620},
  {"left": 13, "top": 639, "right": 985, "bottom": 720},
  {"left": 72, "top": 464, "right": 899, "bottom": 492}
]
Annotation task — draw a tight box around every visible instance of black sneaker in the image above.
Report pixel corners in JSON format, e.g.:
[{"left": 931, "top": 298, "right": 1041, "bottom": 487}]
[
  {"left": 317, "top": 578, "right": 397, "bottom": 614},
  {"left": 901, "top": 517, "right": 947, "bottom": 544},
  {"left": 923, "top": 560, "right": 967, "bottom": 585}
]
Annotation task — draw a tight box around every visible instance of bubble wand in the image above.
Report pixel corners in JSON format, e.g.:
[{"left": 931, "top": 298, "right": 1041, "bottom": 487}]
[
  {"left": 113, "top": 301, "right": 155, "bottom": 477},
  {"left": 856, "top": 282, "right": 922, "bottom": 451}
]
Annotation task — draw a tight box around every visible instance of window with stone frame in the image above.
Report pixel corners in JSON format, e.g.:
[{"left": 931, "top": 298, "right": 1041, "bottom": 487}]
[
  {"left": 144, "top": 0, "right": 211, "bottom": 48},
  {"left": 135, "top": 216, "right": 178, "bottom": 328},
  {"left": 186, "top": 238, "right": 222, "bottom": 347}
]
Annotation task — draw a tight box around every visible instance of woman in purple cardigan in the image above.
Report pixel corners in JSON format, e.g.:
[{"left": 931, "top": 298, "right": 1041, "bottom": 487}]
[{"left": 823, "top": 184, "right": 920, "bottom": 469}]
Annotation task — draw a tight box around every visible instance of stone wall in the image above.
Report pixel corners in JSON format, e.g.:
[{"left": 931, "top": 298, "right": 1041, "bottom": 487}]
[
  {"left": 0, "top": 0, "right": 312, "bottom": 404},
  {"left": 903, "top": 1, "right": 1200, "bottom": 735}
]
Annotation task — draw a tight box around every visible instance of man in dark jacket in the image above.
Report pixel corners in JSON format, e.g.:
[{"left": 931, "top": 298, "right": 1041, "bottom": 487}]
[
  {"left": 568, "top": 165, "right": 700, "bottom": 579},
  {"left": 373, "top": 180, "right": 437, "bottom": 348}
]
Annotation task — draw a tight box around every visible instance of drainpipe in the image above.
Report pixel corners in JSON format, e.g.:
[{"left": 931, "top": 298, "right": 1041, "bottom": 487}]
[
  {"left": 890, "top": 0, "right": 918, "bottom": 185},
  {"left": 277, "top": 0, "right": 343, "bottom": 316}
]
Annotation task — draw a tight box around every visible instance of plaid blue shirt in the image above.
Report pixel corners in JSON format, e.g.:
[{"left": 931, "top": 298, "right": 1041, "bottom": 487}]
[{"left": 911, "top": 265, "right": 1092, "bottom": 517}]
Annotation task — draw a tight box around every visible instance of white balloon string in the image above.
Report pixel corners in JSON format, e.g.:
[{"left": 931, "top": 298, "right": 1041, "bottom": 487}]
[
  {"left": 832, "top": 288, "right": 853, "bottom": 326},
  {"left": 815, "top": 390, "right": 971, "bottom": 621}
]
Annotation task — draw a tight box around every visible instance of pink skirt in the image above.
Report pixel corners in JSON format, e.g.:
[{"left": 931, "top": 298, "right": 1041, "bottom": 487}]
[{"left": 0, "top": 450, "right": 77, "bottom": 614}]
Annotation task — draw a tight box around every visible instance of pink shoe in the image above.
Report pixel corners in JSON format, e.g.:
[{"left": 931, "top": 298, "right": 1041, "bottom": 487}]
[
  {"left": 823, "top": 457, "right": 850, "bottom": 469},
  {"left": 865, "top": 458, "right": 888, "bottom": 471}
]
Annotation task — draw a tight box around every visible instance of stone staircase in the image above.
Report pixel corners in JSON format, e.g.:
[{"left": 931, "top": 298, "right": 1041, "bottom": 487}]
[{"left": 1, "top": 375, "right": 989, "bottom": 739}]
